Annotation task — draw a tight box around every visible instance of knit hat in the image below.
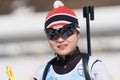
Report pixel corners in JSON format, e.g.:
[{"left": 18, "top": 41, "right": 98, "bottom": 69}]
[{"left": 44, "top": 0, "right": 80, "bottom": 31}]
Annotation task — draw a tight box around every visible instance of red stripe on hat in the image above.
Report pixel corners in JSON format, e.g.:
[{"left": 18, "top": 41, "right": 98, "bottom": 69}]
[{"left": 46, "top": 7, "right": 76, "bottom": 19}]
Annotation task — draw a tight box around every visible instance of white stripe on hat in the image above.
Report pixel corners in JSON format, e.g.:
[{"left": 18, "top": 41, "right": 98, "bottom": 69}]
[{"left": 47, "top": 21, "right": 71, "bottom": 28}]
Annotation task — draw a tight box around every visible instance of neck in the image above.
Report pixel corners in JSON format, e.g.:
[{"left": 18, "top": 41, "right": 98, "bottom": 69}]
[
  {"left": 61, "top": 47, "right": 77, "bottom": 60},
  {"left": 53, "top": 47, "right": 82, "bottom": 74},
  {"left": 56, "top": 47, "right": 80, "bottom": 63}
]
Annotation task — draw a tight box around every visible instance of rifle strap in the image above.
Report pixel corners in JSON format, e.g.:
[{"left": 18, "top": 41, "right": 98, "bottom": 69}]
[
  {"left": 82, "top": 53, "right": 91, "bottom": 80},
  {"left": 42, "top": 57, "right": 56, "bottom": 80}
]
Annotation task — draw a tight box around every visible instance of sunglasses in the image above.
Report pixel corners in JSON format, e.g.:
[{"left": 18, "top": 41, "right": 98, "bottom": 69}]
[{"left": 45, "top": 23, "right": 78, "bottom": 40}]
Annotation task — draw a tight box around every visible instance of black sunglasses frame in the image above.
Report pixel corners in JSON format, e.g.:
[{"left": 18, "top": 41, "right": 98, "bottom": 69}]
[{"left": 44, "top": 23, "right": 78, "bottom": 40}]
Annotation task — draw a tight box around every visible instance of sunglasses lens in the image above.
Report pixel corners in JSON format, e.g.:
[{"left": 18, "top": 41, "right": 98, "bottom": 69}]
[
  {"left": 60, "top": 27, "right": 76, "bottom": 39},
  {"left": 45, "top": 29, "right": 58, "bottom": 40},
  {"left": 45, "top": 23, "right": 77, "bottom": 40}
]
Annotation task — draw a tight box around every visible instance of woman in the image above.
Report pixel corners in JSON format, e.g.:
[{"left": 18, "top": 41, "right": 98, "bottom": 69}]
[{"left": 33, "top": 0, "right": 110, "bottom": 80}]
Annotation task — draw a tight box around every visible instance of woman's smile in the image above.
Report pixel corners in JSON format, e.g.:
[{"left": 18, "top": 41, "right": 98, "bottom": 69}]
[{"left": 57, "top": 44, "right": 68, "bottom": 50}]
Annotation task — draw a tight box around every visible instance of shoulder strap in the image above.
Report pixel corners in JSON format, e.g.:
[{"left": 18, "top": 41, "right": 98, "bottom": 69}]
[
  {"left": 82, "top": 53, "right": 91, "bottom": 80},
  {"left": 42, "top": 57, "right": 56, "bottom": 80}
]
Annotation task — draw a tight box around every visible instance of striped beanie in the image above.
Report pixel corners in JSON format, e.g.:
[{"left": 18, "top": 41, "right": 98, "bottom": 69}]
[{"left": 45, "top": 0, "right": 80, "bottom": 31}]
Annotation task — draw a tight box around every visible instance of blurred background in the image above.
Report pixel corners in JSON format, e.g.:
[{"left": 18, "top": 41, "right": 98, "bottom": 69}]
[{"left": 0, "top": 0, "right": 120, "bottom": 80}]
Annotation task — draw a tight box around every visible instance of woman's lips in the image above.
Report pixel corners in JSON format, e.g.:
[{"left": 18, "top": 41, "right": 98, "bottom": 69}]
[{"left": 58, "top": 44, "right": 68, "bottom": 50}]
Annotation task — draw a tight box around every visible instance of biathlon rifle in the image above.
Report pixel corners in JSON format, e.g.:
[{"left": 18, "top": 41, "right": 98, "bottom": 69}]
[
  {"left": 83, "top": 6, "right": 94, "bottom": 56},
  {"left": 82, "top": 5, "right": 95, "bottom": 80}
]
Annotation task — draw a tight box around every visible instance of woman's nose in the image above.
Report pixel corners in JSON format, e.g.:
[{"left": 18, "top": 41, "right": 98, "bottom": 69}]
[{"left": 57, "top": 37, "right": 65, "bottom": 43}]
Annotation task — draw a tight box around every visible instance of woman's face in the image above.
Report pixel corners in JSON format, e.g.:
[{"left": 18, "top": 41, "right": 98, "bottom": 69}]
[{"left": 48, "top": 31, "right": 80, "bottom": 58}]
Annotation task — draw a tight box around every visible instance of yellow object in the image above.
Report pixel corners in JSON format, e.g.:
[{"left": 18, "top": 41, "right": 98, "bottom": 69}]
[{"left": 6, "top": 66, "right": 16, "bottom": 80}]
